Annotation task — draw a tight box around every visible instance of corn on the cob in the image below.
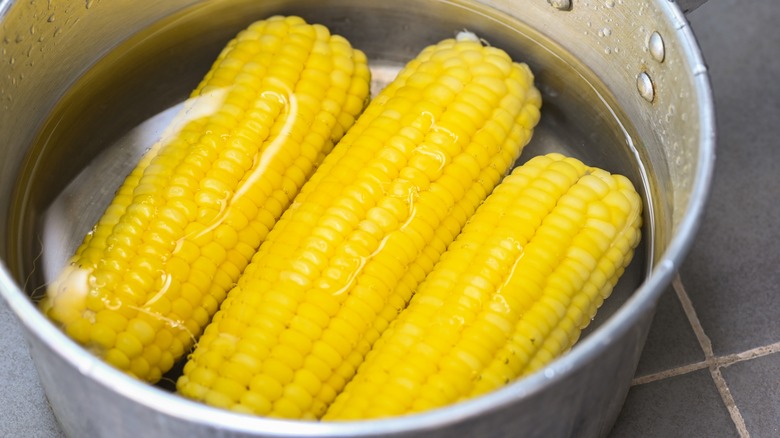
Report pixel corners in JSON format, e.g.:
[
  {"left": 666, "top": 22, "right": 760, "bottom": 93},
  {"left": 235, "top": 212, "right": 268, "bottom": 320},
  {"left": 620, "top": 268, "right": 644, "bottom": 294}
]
[
  {"left": 38, "top": 15, "right": 371, "bottom": 383},
  {"left": 323, "top": 153, "right": 642, "bottom": 420},
  {"left": 176, "top": 31, "right": 542, "bottom": 419}
]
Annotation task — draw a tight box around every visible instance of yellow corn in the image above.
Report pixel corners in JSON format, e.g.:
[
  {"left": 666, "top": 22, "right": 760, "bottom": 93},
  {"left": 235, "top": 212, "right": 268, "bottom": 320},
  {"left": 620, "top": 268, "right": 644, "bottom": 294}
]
[
  {"left": 176, "top": 31, "right": 542, "bottom": 419},
  {"left": 38, "top": 15, "right": 371, "bottom": 383},
  {"left": 324, "top": 153, "right": 642, "bottom": 420}
]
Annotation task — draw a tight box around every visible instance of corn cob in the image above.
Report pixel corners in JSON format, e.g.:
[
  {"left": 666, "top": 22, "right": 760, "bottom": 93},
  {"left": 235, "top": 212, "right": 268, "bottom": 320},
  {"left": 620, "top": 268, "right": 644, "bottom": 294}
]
[
  {"left": 38, "top": 15, "right": 371, "bottom": 383},
  {"left": 323, "top": 153, "right": 642, "bottom": 420},
  {"left": 176, "top": 31, "right": 542, "bottom": 419}
]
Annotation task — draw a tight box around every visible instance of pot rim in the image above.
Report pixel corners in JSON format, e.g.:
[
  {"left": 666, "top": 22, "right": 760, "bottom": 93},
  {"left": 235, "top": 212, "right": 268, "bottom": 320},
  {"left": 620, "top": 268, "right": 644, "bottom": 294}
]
[{"left": 0, "top": 0, "right": 715, "bottom": 435}]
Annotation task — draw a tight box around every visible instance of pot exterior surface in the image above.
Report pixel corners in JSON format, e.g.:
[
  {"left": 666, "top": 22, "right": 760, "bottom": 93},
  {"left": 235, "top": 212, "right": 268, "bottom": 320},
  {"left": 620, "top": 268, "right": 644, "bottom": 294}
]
[{"left": 0, "top": 0, "right": 714, "bottom": 436}]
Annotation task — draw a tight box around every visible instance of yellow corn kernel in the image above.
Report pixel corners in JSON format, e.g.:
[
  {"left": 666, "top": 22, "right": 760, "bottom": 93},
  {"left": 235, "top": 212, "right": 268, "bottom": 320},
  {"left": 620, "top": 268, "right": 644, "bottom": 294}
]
[
  {"left": 39, "top": 15, "right": 371, "bottom": 383},
  {"left": 324, "top": 153, "right": 642, "bottom": 420},
  {"left": 177, "top": 31, "right": 542, "bottom": 419}
]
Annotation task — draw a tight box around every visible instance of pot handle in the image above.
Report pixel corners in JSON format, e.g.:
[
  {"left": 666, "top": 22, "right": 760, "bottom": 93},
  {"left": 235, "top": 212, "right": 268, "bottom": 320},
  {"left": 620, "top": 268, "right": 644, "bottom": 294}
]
[{"left": 676, "top": 0, "right": 708, "bottom": 14}]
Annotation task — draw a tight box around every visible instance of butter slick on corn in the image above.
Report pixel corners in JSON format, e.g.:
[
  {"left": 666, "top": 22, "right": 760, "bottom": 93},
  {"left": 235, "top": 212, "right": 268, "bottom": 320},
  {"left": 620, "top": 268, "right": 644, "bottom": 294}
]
[
  {"left": 39, "top": 15, "right": 372, "bottom": 384},
  {"left": 324, "top": 153, "right": 643, "bottom": 420},
  {"left": 176, "top": 31, "right": 543, "bottom": 419}
]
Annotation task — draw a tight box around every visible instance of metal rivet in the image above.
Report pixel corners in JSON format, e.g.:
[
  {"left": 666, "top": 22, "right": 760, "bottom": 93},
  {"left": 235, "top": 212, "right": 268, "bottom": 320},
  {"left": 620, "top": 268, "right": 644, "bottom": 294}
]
[
  {"left": 547, "top": 0, "right": 572, "bottom": 11},
  {"left": 637, "top": 72, "right": 655, "bottom": 102},
  {"left": 649, "top": 31, "right": 665, "bottom": 63}
]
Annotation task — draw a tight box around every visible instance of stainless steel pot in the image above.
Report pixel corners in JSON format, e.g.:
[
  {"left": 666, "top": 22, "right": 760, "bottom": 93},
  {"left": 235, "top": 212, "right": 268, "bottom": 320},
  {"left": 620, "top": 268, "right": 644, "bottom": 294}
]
[{"left": 0, "top": 0, "right": 714, "bottom": 436}]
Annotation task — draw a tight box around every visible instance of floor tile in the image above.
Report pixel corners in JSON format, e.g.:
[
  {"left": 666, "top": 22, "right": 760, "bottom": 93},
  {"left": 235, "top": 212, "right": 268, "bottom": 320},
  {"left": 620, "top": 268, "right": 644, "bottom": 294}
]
[
  {"left": 609, "top": 369, "right": 737, "bottom": 437},
  {"left": 681, "top": 0, "right": 780, "bottom": 356},
  {"left": 720, "top": 352, "right": 780, "bottom": 437},
  {"left": 633, "top": 286, "right": 704, "bottom": 378},
  {"left": 0, "top": 301, "right": 63, "bottom": 438}
]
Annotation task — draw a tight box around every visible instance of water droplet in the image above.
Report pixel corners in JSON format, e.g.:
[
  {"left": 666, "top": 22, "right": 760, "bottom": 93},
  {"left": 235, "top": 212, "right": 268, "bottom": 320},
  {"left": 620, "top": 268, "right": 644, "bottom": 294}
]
[
  {"left": 48, "top": 14, "right": 56, "bottom": 22},
  {"left": 599, "top": 27, "right": 612, "bottom": 37},
  {"left": 85, "top": 0, "right": 94, "bottom": 9},
  {"left": 9, "top": 56, "right": 15, "bottom": 65},
  {"left": 30, "top": 25, "right": 36, "bottom": 35},
  {"left": 605, "top": 0, "right": 616, "bottom": 7},
  {"left": 604, "top": 47, "right": 612, "bottom": 55}
]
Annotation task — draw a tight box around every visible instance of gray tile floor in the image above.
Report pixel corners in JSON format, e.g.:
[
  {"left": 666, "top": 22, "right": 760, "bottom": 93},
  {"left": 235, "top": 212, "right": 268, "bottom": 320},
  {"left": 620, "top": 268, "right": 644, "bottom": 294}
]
[{"left": 1, "top": 1, "right": 778, "bottom": 437}]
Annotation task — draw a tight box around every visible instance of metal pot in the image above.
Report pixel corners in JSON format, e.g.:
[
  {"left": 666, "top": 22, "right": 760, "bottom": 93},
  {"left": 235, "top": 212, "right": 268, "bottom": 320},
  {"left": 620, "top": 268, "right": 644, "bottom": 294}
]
[{"left": 0, "top": 0, "right": 714, "bottom": 436}]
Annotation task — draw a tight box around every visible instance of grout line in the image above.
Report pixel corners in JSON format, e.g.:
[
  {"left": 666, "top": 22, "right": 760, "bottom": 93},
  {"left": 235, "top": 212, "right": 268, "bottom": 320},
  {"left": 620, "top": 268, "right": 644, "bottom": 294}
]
[
  {"left": 710, "top": 365, "right": 750, "bottom": 436},
  {"left": 672, "top": 274, "right": 751, "bottom": 438},
  {"left": 635, "top": 341, "right": 780, "bottom": 386},
  {"left": 716, "top": 341, "right": 780, "bottom": 368},
  {"left": 631, "top": 360, "right": 709, "bottom": 385}
]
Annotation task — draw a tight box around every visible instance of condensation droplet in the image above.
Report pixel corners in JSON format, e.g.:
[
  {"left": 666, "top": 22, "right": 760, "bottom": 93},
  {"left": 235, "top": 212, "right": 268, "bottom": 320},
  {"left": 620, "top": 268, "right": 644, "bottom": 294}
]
[
  {"left": 599, "top": 27, "right": 612, "bottom": 37},
  {"left": 605, "top": 0, "right": 616, "bottom": 7},
  {"left": 48, "top": 14, "right": 56, "bottom": 22}
]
